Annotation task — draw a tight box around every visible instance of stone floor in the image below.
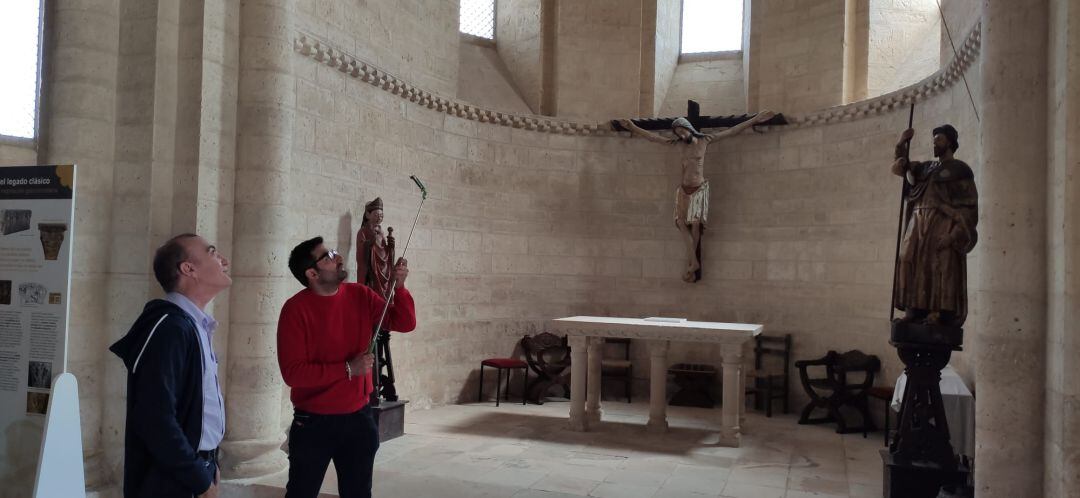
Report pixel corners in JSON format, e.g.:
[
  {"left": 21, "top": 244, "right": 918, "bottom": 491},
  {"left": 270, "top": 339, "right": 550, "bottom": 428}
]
[{"left": 245, "top": 400, "right": 884, "bottom": 498}]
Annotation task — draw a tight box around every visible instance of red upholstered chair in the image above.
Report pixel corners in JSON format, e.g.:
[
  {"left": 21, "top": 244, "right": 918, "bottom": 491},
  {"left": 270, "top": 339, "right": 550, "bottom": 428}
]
[{"left": 479, "top": 358, "right": 528, "bottom": 406}]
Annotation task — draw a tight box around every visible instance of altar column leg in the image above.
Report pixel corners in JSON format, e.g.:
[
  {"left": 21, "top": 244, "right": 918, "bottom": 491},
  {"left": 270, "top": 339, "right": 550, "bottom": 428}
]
[
  {"left": 646, "top": 340, "right": 670, "bottom": 433},
  {"left": 720, "top": 344, "right": 744, "bottom": 446},
  {"left": 568, "top": 335, "right": 589, "bottom": 431},
  {"left": 586, "top": 337, "right": 603, "bottom": 425}
]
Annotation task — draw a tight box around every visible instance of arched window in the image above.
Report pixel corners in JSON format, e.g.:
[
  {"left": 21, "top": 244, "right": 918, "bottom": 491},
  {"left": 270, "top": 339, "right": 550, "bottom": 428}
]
[
  {"left": 460, "top": 0, "right": 495, "bottom": 40},
  {"left": 0, "top": 0, "right": 43, "bottom": 139},
  {"left": 681, "top": 0, "right": 743, "bottom": 53}
]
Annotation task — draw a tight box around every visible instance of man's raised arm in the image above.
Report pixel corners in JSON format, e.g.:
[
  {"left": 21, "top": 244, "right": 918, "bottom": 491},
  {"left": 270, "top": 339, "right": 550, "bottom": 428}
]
[
  {"left": 706, "top": 111, "right": 775, "bottom": 140},
  {"left": 615, "top": 118, "right": 672, "bottom": 144}
]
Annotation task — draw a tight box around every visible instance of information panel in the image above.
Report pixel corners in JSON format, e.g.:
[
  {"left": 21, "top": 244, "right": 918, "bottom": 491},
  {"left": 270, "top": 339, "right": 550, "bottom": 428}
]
[{"left": 0, "top": 165, "right": 76, "bottom": 497}]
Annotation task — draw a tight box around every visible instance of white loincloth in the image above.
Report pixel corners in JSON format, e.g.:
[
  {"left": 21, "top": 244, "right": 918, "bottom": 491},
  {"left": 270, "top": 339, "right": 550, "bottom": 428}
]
[{"left": 674, "top": 180, "right": 709, "bottom": 228}]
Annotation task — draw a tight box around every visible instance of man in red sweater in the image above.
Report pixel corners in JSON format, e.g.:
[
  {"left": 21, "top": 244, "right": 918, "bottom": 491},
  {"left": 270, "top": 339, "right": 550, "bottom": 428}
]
[{"left": 277, "top": 236, "right": 416, "bottom": 498}]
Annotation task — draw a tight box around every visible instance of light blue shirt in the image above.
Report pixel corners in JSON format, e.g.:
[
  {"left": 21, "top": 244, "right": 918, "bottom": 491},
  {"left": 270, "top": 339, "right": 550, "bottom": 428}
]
[{"left": 165, "top": 292, "right": 225, "bottom": 451}]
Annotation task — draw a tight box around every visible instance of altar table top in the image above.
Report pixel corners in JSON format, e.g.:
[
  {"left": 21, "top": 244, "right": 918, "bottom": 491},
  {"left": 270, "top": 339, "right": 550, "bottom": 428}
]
[{"left": 552, "top": 316, "right": 763, "bottom": 344}]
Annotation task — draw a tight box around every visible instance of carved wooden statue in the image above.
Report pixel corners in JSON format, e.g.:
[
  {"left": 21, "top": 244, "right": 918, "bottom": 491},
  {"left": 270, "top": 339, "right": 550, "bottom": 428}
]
[
  {"left": 356, "top": 197, "right": 399, "bottom": 401},
  {"left": 891, "top": 125, "right": 978, "bottom": 326},
  {"left": 884, "top": 124, "right": 978, "bottom": 497},
  {"left": 617, "top": 111, "right": 774, "bottom": 282}
]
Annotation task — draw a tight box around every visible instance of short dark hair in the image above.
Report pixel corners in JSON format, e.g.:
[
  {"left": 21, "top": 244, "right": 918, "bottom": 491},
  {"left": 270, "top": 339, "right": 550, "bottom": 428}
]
[
  {"left": 153, "top": 233, "right": 198, "bottom": 293},
  {"left": 288, "top": 236, "right": 324, "bottom": 287},
  {"left": 933, "top": 124, "right": 959, "bottom": 152}
]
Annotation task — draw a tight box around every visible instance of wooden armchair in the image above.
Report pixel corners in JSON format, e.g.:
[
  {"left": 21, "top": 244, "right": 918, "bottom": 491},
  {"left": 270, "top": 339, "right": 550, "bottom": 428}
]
[
  {"left": 521, "top": 333, "right": 571, "bottom": 404},
  {"left": 796, "top": 349, "right": 880, "bottom": 435}
]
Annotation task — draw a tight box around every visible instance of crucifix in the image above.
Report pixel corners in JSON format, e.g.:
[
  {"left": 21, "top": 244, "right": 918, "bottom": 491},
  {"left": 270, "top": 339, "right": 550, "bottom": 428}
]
[{"left": 614, "top": 101, "right": 785, "bottom": 282}]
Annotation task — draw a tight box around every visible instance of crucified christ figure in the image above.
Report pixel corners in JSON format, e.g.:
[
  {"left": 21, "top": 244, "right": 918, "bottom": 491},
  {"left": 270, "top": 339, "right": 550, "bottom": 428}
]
[{"left": 617, "top": 111, "right": 775, "bottom": 282}]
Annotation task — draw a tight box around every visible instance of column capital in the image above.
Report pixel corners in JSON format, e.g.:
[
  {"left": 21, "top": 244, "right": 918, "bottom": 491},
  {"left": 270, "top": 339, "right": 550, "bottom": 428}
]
[{"left": 720, "top": 344, "right": 743, "bottom": 364}]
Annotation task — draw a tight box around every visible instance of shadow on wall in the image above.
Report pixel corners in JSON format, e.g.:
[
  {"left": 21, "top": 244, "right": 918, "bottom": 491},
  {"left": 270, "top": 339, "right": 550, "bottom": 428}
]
[{"left": 338, "top": 211, "right": 354, "bottom": 264}]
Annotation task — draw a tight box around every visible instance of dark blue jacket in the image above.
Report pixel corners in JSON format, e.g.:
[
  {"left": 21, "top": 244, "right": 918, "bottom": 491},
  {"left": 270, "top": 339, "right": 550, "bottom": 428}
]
[{"left": 109, "top": 299, "right": 213, "bottom": 497}]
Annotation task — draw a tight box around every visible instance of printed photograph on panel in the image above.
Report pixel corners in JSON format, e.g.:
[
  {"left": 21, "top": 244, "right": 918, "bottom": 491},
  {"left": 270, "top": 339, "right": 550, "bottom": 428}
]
[
  {"left": 28, "top": 361, "right": 52, "bottom": 389},
  {"left": 0, "top": 209, "right": 31, "bottom": 235},
  {"left": 26, "top": 392, "right": 49, "bottom": 415},
  {"left": 18, "top": 282, "right": 46, "bottom": 306}
]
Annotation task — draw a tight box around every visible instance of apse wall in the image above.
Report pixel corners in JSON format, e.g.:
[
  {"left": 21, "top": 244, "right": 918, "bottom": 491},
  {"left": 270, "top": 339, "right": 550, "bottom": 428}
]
[
  {"left": 0, "top": 142, "right": 36, "bottom": 165},
  {"left": 290, "top": 3, "right": 982, "bottom": 417}
]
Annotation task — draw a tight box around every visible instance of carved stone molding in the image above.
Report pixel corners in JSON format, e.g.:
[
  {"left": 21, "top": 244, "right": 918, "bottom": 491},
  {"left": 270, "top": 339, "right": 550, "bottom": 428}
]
[
  {"left": 294, "top": 20, "right": 981, "bottom": 135},
  {"left": 294, "top": 33, "right": 612, "bottom": 136}
]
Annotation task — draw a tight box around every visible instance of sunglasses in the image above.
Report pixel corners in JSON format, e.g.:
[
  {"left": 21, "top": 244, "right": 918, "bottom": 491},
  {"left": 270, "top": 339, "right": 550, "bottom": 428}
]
[{"left": 310, "top": 249, "right": 339, "bottom": 269}]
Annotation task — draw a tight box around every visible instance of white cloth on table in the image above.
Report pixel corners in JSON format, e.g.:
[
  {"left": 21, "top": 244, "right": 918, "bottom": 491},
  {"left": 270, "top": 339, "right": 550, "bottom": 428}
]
[{"left": 891, "top": 365, "right": 975, "bottom": 458}]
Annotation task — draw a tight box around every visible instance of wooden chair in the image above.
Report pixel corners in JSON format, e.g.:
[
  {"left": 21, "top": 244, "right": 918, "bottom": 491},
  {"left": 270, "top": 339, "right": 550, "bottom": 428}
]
[
  {"left": 796, "top": 349, "right": 880, "bottom": 435},
  {"left": 521, "top": 333, "right": 571, "bottom": 404},
  {"left": 478, "top": 358, "right": 528, "bottom": 406},
  {"left": 744, "top": 334, "right": 792, "bottom": 417},
  {"left": 601, "top": 338, "right": 632, "bottom": 403}
]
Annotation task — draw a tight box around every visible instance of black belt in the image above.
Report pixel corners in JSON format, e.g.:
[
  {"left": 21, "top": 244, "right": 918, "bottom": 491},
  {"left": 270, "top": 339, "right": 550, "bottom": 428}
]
[{"left": 197, "top": 448, "right": 218, "bottom": 464}]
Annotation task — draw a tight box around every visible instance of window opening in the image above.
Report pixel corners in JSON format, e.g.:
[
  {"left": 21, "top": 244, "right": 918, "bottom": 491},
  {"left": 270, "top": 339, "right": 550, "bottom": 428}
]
[
  {"left": 460, "top": 0, "right": 495, "bottom": 39},
  {"left": 0, "top": 0, "right": 43, "bottom": 139},
  {"left": 681, "top": 0, "right": 743, "bottom": 53}
]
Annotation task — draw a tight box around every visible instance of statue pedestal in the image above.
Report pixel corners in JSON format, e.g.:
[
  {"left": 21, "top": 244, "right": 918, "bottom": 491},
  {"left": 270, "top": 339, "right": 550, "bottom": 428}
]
[
  {"left": 373, "top": 400, "right": 407, "bottom": 442},
  {"left": 881, "top": 450, "right": 972, "bottom": 498},
  {"left": 881, "top": 320, "right": 972, "bottom": 497}
]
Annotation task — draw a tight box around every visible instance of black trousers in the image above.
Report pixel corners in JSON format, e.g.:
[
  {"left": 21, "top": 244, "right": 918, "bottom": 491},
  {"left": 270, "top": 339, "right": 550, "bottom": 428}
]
[{"left": 285, "top": 405, "right": 380, "bottom": 498}]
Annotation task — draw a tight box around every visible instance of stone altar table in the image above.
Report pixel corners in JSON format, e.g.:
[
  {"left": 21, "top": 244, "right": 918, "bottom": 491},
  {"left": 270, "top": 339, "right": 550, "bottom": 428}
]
[{"left": 552, "top": 316, "right": 763, "bottom": 446}]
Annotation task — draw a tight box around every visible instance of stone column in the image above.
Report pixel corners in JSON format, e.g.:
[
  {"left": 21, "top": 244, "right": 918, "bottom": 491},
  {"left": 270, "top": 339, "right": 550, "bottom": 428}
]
[
  {"left": 720, "top": 344, "right": 743, "bottom": 445},
  {"left": 646, "top": 340, "right": 669, "bottom": 433},
  {"left": 1045, "top": 0, "right": 1080, "bottom": 495},
  {"left": 568, "top": 335, "right": 589, "bottom": 431},
  {"left": 975, "top": 0, "right": 1048, "bottom": 496},
  {"left": 39, "top": 0, "right": 121, "bottom": 489},
  {"left": 586, "top": 337, "right": 603, "bottom": 425},
  {"left": 219, "top": 0, "right": 294, "bottom": 479}
]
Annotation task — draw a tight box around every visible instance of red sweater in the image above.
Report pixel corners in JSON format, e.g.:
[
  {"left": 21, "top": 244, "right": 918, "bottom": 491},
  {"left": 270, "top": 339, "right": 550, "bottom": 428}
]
[{"left": 277, "top": 283, "right": 416, "bottom": 414}]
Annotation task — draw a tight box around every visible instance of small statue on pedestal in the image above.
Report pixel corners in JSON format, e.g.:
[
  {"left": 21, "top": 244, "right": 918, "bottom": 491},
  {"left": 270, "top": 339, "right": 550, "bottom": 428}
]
[{"left": 356, "top": 197, "right": 398, "bottom": 402}]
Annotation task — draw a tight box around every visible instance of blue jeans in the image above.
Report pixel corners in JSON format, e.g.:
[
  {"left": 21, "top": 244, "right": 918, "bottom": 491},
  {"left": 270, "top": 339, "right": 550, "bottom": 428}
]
[{"left": 285, "top": 405, "right": 380, "bottom": 498}]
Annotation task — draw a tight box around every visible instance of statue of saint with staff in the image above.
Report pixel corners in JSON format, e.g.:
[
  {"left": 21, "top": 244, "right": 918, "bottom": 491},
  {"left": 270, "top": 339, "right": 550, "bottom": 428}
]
[
  {"left": 356, "top": 197, "right": 404, "bottom": 402},
  {"left": 891, "top": 125, "right": 978, "bottom": 326}
]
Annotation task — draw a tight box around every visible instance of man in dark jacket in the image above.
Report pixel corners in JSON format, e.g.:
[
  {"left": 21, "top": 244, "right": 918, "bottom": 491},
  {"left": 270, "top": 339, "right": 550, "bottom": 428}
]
[{"left": 110, "top": 234, "right": 231, "bottom": 498}]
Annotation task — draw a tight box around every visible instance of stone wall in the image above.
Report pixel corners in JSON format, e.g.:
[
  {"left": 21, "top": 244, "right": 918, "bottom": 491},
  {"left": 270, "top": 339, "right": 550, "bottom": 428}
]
[
  {"left": 496, "top": 0, "right": 543, "bottom": 113},
  {"left": 747, "top": 0, "right": 847, "bottom": 113},
  {"left": 294, "top": 0, "right": 459, "bottom": 96},
  {"left": 456, "top": 36, "right": 532, "bottom": 114},
  {"left": 867, "top": 0, "right": 940, "bottom": 98},
  {"left": 651, "top": 0, "right": 682, "bottom": 116},
  {"left": 555, "top": 0, "right": 643, "bottom": 120},
  {"left": 660, "top": 56, "right": 746, "bottom": 117},
  {"left": 0, "top": 142, "right": 36, "bottom": 165}
]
